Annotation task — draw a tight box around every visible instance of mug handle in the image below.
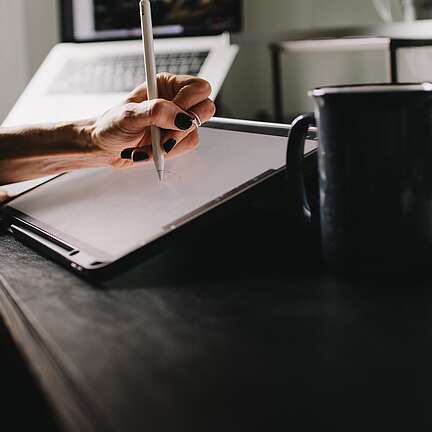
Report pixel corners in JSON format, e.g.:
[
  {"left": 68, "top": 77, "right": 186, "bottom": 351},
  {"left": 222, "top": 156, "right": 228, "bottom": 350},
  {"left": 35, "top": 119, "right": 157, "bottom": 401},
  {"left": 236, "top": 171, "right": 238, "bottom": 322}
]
[{"left": 286, "top": 113, "right": 317, "bottom": 225}]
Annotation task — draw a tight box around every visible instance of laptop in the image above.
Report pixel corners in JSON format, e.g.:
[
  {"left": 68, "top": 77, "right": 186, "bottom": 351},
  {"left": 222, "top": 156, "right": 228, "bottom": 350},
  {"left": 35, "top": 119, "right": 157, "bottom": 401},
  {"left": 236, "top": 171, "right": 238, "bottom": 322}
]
[{"left": 3, "top": 0, "right": 241, "bottom": 126}]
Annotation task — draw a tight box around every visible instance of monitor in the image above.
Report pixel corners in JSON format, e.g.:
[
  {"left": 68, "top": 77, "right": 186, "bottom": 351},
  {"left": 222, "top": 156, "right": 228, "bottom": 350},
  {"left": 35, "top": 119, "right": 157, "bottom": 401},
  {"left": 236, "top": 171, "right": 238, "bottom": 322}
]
[{"left": 61, "top": 0, "right": 243, "bottom": 42}]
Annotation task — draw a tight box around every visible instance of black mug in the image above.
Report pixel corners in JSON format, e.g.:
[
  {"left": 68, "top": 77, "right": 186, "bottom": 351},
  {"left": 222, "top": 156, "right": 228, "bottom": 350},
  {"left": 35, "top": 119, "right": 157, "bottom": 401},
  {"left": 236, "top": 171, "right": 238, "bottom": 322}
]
[{"left": 287, "top": 83, "right": 432, "bottom": 272}]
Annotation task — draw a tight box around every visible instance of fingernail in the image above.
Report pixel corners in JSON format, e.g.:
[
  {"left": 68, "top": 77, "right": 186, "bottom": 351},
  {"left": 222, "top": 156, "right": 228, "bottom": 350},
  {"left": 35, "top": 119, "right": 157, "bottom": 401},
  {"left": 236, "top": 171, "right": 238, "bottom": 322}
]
[
  {"left": 175, "top": 113, "right": 193, "bottom": 130},
  {"left": 163, "top": 138, "right": 177, "bottom": 154},
  {"left": 121, "top": 148, "right": 135, "bottom": 159},
  {"left": 132, "top": 151, "right": 149, "bottom": 162}
]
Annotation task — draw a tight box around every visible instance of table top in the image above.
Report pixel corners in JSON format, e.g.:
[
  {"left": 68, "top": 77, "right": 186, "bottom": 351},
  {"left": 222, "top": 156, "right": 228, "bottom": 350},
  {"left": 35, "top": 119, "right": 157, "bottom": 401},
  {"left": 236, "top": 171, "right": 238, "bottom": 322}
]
[{"left": 1, "top": 191, "right": 432, "bottom": 431}]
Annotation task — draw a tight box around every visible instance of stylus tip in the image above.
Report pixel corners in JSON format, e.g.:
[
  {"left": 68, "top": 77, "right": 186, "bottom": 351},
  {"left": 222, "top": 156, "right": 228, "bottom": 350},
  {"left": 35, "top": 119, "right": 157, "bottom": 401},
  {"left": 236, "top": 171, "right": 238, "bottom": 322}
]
[{"left": 157, "top": 170, "right": 164, "bottom": 181}]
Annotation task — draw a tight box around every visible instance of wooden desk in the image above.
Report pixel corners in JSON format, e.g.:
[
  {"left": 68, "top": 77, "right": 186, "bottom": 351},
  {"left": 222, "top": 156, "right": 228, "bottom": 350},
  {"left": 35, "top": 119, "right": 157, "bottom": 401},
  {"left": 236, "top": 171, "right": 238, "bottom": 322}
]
[{"left": 1, "top": 197, "right": 431, "bottom": 431}]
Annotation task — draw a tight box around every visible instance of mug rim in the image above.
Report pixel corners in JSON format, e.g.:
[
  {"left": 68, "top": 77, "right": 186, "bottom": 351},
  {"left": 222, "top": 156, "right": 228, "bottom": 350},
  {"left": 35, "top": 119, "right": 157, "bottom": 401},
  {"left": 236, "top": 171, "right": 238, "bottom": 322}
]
[{"left": 311, "top": 82, "right": 432, "bottom": 96}]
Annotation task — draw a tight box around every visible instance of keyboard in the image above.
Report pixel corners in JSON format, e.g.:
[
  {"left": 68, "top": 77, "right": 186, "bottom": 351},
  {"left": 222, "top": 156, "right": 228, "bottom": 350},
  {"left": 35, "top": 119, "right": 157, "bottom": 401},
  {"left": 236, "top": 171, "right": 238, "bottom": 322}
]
[{"left": 49, "top": 51, "right": 209, "bottom": 94}]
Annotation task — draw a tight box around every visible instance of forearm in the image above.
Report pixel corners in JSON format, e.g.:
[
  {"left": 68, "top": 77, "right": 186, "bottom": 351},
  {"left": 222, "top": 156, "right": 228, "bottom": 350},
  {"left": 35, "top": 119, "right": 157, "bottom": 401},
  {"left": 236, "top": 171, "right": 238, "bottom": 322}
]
[{"left": 0, "top": 120, "right": 99, "bottom": 185}]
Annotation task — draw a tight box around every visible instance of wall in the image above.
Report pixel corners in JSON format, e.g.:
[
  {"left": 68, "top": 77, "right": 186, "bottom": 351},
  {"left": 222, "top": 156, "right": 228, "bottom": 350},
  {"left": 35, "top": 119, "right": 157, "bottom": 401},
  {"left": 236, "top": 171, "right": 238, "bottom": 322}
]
[
  {"left": 0, "top": 0, "right": 30, "bottom": 122},
  {"left": 0, "top": 0, "right": 59, "bottom": 122},
  {"left": 221, "top": 0, "right": 387, "bottom": 120},
  {"left": 24, "top": 0, "right": 60, "bottom": 76},
  {"left": 0, "top": 0, "right": 385, "bottom": 123}
]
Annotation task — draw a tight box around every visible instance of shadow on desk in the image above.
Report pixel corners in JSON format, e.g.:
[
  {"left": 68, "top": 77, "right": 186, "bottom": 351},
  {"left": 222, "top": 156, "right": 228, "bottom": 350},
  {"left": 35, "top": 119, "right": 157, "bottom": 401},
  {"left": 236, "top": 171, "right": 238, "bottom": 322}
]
[
  {"left": 0, "top": 314, "right": 60, "bottom": 430},
  {"left": 2, "top": 171, "right": 432, "bottom": 431}
]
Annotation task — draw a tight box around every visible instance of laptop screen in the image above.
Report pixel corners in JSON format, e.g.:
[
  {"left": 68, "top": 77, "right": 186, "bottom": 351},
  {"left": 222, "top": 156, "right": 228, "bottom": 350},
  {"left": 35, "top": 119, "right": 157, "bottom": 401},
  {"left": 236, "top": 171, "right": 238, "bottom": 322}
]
[{"left": 62, "top": 0, "right": 243, "bottom": 42}]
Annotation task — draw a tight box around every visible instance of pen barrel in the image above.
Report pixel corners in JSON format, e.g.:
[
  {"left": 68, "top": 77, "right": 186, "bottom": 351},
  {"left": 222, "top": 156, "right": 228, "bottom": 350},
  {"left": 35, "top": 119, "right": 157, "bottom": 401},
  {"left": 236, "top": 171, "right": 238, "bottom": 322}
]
[
  {"left": 140, "top": 0, "right": 158, "bottom": 100},
  {"left": 151, "top": 125, "right": 164, "bottom": 169},
  {"left": 140, "top": 0, "right": 164, "bottom": 180}
]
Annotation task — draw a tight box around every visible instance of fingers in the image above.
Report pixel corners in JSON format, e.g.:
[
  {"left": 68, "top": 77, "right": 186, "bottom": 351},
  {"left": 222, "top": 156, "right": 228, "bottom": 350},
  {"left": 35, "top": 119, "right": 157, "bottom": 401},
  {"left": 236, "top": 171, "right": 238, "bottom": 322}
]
[
  {"left": 120, "top": 147, "right": 151, "bottom": 163},
  {"left": 165, "top": 130, "right": 199, "bottom": 160},
  {"left": 120, "top": 130, "right": 199, "bottom": 165},
  {"left": 160, "top": 98, "right": 215, "bottom": 154},
  {"left": 125, "top": 73, "right": 213, "bottom": 111},
  {"left": 188, "top": 98, "right": 216, "bottom": 125},
  {"left": 117, "top": 73, "right": 212, "bottom": 169},
  {"left": 120, "top": 99, "right": 194, "bottom": 132},
  {"left": 120, "top": 97, "right": 213, "bottom": 163},
  {"left": 172, "top": 76, "right": 213, "bottom": 111},
  {"left": 125, "top": 82, "right": 148, "bottom": 103}
]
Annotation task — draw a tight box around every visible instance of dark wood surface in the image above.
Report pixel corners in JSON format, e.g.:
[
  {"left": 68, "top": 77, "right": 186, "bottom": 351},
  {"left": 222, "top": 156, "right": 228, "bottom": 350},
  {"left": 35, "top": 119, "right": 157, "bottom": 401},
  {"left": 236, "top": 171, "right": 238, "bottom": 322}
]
[
  {"left": 0, "top": 312, "right": 60, "bottom": 430},
  {"left": 1, "top": 187, "right": 432, "bottom": 431}
]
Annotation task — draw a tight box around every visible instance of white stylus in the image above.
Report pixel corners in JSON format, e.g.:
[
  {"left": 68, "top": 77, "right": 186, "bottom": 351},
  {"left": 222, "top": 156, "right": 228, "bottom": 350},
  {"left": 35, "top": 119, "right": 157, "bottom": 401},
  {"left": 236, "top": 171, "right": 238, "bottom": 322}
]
[{"left": 140, "top": 0, "right": 164, "bottom": 181}]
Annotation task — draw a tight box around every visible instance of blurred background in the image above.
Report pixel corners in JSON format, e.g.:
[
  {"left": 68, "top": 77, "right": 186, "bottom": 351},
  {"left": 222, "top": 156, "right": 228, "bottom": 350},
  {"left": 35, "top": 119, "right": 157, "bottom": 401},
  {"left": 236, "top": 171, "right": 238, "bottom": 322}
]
[{"left": 1, "top": 0, "right": 431, "bottom": 124}]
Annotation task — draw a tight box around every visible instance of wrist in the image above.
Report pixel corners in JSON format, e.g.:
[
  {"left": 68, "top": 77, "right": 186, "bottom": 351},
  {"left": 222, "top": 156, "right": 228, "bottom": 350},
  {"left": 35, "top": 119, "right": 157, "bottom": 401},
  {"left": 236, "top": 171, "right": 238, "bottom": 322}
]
[
  {"left": 0, "top": 118, "right": 102, "bottom": 185},
  {"left": 68, "top": 118, "right": 97, "bottom": 155},
  {"left": 56, "top": 118, "right": 112, "bottom": 168}
]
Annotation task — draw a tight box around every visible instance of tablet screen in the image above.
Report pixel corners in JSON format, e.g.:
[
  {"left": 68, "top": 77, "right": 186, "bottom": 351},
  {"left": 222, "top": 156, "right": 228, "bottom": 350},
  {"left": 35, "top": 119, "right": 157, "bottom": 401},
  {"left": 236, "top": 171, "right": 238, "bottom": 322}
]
[{"left": 7, "top": 127, "right": 305, "bottom": 262}]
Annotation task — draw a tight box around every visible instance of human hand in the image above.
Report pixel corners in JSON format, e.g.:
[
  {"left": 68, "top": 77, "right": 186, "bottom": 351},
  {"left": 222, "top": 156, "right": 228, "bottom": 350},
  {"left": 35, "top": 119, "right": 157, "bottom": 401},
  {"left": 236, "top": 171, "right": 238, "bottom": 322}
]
[
  {"left": 89, "top": 73, "right": 215, "bottom": 168},
  {"left": 0, "top": 191, "right": 10, "bottom": 206}
]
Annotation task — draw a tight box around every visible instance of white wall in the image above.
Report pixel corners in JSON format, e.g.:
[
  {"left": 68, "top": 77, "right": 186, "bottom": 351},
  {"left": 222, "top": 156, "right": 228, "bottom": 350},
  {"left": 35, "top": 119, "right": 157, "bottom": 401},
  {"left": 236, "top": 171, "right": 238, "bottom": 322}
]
[
  {"left": 222, "top": 0, "right": 386, "bottom": 119},
  {"left": 0, "top": 0, "right": 385, "bottom": 122},
  {"left": 24, "top": 0, "right": 60, "bottom": 76},
  {"left": 0, "top": 0, "right": 59, "bottom": 122},
  {"left": 0, "top": 0, "right": 31, "bottom": 122}
]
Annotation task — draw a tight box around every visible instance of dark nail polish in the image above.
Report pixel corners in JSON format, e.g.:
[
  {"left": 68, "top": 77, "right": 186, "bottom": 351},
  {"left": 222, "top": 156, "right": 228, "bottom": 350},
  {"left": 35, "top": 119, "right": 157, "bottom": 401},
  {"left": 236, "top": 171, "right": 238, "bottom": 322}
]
[
  {"left": 163, "top": 139, "right": 177, "bottom": 154},
  {"left": 121, "top": 148, "right": 135, "bottom": 160},
  {"left": 175, "top": 113, "right": 193, "bottom": 130},
  {"left": 132, "top": 151, "right": 149, "bottom": 162}
]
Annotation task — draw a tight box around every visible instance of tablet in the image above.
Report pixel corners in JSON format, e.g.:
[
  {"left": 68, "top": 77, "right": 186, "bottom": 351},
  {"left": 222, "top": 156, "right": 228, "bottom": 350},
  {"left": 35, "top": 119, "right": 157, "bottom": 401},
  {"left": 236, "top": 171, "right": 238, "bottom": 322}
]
[{"left": 2, "top": 118, "right": 317, "bottom": 278}]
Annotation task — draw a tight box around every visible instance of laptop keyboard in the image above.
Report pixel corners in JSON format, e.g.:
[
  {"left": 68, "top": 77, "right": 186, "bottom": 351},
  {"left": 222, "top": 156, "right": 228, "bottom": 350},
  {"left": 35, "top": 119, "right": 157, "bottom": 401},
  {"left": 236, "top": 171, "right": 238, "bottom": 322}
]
[{"left": 49, "top": 51, "right": 209, "bottom": 94}]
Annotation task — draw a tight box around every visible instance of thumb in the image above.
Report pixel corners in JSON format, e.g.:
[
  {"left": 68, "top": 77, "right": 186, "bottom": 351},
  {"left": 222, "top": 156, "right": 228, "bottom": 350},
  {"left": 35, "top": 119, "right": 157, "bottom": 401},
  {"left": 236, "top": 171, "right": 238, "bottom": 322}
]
[
  {"left": 0, "top": 191, "right": 10, "bottom": 206},
  {"left": 121, "top": 99, "right": 194, "bottom": 132}
]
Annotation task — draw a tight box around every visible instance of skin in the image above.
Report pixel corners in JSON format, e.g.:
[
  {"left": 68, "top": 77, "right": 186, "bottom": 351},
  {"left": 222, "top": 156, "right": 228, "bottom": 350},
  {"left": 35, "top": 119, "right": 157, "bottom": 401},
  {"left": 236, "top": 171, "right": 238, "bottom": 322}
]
[{"left": 0, "top": 73, "right": 215, "bottom": 202}]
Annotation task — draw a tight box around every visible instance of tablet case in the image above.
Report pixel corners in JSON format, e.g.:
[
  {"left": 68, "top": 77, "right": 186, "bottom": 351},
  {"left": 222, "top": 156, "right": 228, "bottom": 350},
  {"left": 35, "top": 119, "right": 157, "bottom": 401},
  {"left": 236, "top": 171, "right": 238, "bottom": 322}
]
[{"left": 1, "top": 118, "right": 317, "bottom": 279}]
